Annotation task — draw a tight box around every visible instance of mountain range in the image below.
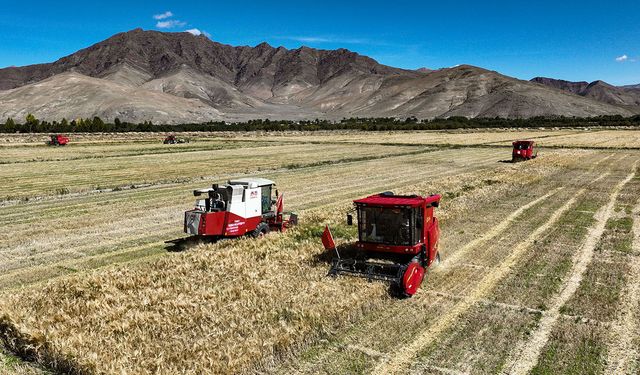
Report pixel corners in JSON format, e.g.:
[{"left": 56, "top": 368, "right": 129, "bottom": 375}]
[
  {"left": 0, "top": 28, "right": 638, "bottom": 124},
  {"left": 530, "top": 77, "right": 640, "bottom": 108}
]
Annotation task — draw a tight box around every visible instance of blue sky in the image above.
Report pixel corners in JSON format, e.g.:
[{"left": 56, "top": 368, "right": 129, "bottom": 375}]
[{"left": 0, "top": 0, "right": 638, "bottom": 85}]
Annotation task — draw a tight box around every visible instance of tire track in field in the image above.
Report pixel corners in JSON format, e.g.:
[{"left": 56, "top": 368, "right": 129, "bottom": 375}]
[
  {"left": 441, "top": 188, "right": 563, "bottom": 269},
  {"left": 604, "top": 199, "right": 640, "bottom": 374},
  {"left": 275, "top": 153, "right": 611, "bottom": 375},
  {"left": 371, "top": 188, "right": 588, "bottom": 375},
  {"left": 500, "top": 162, "right": 637, "bottom": 375}
]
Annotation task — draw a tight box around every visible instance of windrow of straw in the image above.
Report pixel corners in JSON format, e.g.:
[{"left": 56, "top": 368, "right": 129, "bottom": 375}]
[{"left": 0, "top": 151, "right": 581, "bottom": 374}]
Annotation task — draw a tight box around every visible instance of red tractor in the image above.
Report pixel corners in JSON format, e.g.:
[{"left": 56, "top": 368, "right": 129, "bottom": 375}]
[
  {"left": 512, "top": 140, "right": 538, "bottom": 162},
  {"left": 182, "top": 178, "right": 297, "bottom": 240},
  {"left": 322, "top": 192, "right": 441, "bottom": 297},
  {"left": 47, "top": 134, "right": 69, "bottom": 146}
]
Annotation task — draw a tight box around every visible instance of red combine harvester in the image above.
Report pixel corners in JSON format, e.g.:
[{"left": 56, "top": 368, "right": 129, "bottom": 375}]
[
  {"left": 512, "top": 140, "right": 537, "bottom": 162},
  {"left": 322, "top": 192, "right": 441, "bottom": 297},
  {"left": 47, "top": 134, "right": 69, "bottom": 146},
  {"left": 182, "top": 178, "right": 297, "bottom": 240}
]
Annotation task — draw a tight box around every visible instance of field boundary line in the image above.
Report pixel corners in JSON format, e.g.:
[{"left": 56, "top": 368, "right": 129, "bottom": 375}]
[
  {"left": 440, "top": 187, "right": 563, "bottom": 269},
  {"left": 346, "top": 344, "right": 387, "bottom": 358},
  {"left": 501, "top": 162, "right": 637, "bottom": 375},
  {"left": 605, "top": 198, "right": 640, "bottom": 373},
  {"left": 371, "top": 187, "right": 586, "bottom": 375},
  {"left": 423, "top": 290, "right": 544, "bottom": 315},
  {"left": 410, "top": 364, "right": 471, "bottom": 375}
]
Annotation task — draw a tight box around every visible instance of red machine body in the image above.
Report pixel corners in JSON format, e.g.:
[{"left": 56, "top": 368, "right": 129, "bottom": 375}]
[
  {"left": 322, "top": 192, "right": 441, "bottom": 297},
  {"left": 47, "top": 134, "right": 69, "bottom": 146},
  {"left": 512, "top": 140, "right": 537, "bottom": 161},
  {"left": 183, "top": 178, "right": 297, "bottom": 240}
]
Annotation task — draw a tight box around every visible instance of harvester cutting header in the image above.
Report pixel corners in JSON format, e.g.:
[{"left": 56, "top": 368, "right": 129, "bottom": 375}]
[
  {"left": 183, "top": 178, "right": 297, "bottom": 240},
  {"left": 322, "top": 191, "right": 442, "bottom": 297}
]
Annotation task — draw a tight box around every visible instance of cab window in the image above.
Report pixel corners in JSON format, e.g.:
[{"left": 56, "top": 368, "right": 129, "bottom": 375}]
[{"left": 261, "top": 185, "right": 272, "bottom": 213}]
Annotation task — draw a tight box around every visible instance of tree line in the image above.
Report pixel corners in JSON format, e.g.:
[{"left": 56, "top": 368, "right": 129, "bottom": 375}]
[{"left": 1, "top": 114, "right": 640, "bottom": 133}]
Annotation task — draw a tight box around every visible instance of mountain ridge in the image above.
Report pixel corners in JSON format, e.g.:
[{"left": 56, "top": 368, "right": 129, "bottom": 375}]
[
  {"left": 531, "top": 76, "right": 640, "bottom": 108},
  {"left": 0, "top": 29, "right": 638, "bottom": 123}
]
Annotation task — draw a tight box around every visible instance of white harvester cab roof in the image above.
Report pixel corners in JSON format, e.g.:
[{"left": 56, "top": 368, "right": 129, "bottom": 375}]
[{"left": 228, "top": 178, "right": 275, "bottom": 189}]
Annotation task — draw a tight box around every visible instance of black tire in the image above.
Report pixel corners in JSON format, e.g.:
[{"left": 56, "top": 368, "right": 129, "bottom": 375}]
[{"left": 251, "top": 222, "right": 270, "bottom": 238}]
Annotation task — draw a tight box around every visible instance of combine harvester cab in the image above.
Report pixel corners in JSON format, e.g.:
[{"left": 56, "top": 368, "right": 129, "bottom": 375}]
[
  {"left": 47, "top": 134, "right": 69, "bottom": 146},
  {"left": 183, "top": 178, "right": 297, "bottom": 240},
  {"left": 512, "top": 140, "right": 538, "bottom": 162},
  {"left": 322, "top": 192, "right": 441, "bottom": 297}
]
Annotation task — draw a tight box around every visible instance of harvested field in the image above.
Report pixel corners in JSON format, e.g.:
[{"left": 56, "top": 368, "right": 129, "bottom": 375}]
[
  {"left": 1, "top": 129, "right": 640, "bottom": 374},
  {"left": 219, "top": 129, "right": 640, "bottom": 149}
]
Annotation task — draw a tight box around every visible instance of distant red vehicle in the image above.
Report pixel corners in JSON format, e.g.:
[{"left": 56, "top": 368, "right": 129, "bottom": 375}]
[
  {"left": 47, "top": 134, "right": 69, "bottom": 146},
  {"left": 512, "top": 140, "right": 537, "bottom": 162}
]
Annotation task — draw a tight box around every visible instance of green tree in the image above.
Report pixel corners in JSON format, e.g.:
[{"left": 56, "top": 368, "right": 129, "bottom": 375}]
[
  {"left": 92, "top": 116, "right": 105, "bottom": 131},
  {"left": 25, "top": 113, "right": 38, "bottom": 132},
  {"left": 3, "top": 117, "right": 16, "bottom": 133}
]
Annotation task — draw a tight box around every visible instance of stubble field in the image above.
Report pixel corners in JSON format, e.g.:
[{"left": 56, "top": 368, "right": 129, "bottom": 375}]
[{"left": 1, "top": 128, "right": 639, "bottom": 374}]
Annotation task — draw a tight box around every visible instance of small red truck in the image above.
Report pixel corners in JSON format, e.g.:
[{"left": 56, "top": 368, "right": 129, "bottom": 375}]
[{"left": 512, "top": 140, "right": 538, "bottom": 162}]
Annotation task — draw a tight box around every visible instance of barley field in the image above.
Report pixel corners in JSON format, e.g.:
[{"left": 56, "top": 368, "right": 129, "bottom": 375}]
[{"left": 1, "top": 129, "right": 639, "bottom": 374}]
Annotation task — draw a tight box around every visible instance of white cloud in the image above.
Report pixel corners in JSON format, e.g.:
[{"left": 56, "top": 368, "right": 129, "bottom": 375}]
[
  {"left": 279, "top": 35, "right": 392, "bottom": 46},
  {"left": 616, "top": 54, "right": 629, "bottom": 62},
  {"left": 153, "top": 11, "right": 173, "bottom": 20},
  {"left": 156, "top": 20, "right": 186, "bottom": 29},
  {"left": 185, "top": 29, "right": 211, "bottom": 38},
  {"left": 152, "top": 10, "right": 209, "bottom": 37},
  {"left": 289, "top": 36, "right": 331, "bottom": 43}
]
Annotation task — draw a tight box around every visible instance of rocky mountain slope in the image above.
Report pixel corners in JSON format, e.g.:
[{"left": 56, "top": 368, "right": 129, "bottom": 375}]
[
  {"left": 0, "top": 29, "right": 637, "bottom": 123},
  {"left": 531, "top": 77, "right": 640, "bottom": 108}
]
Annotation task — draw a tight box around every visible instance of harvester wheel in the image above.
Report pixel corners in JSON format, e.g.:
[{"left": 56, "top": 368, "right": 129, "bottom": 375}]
[{"left": 252, "top": 222, "right": 270, "bottom": 238}]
